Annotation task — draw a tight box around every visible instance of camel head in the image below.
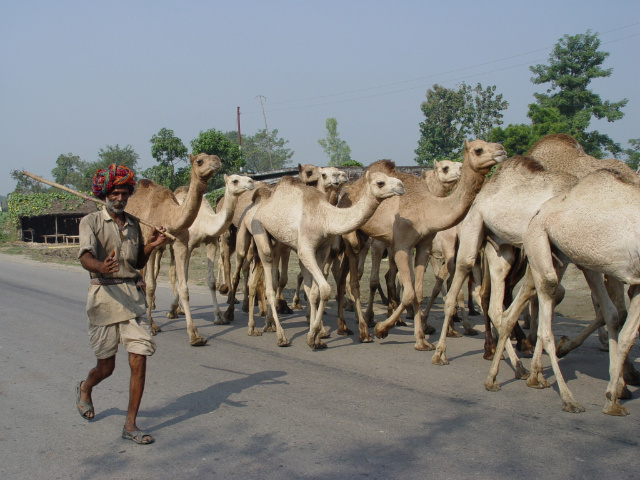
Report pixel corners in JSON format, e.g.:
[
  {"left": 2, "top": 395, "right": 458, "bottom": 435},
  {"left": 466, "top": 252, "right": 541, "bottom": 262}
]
[
  {"left": 433, "top": 159, "right": 462, "bottom": 186},
  {"left": 462, "top": 139, "right": 507, "bottom": 174},
  {"left": 298, "top": 163, "right": 321, "bottom": 186},
  {"left": 189, "top": 153, "right": 222, "bottom": 183},
  {"left": 318, "top": 167, "right": 348, "bottom": 192},
  {"left": 224, "top": 174, "right": 255, "bottom": 196},
  {"left": 365, "top": 171, "right": 405, "bottom": 200}
]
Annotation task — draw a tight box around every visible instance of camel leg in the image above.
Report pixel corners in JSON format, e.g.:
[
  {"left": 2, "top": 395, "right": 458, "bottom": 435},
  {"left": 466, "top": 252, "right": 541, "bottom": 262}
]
[
  {"left": 223, "top": 221, "right": 251, "bottom": 322},
  {"left": 291, "top": 271, "right": 304, "bottom": 310},
  {"left": 431, "top": 213, "right": 485, "bottom": 365},
  {"left": 143, "top": 250, "right": 161, "bottom": 335},
  {"left": 365, "top": 240, "right": 385, "bottom": 327},
  {"left": 171, "top": 240, "right": 206, "bottom": 346},
  {"left": 275, "top": 245, "right": 293, "bottom": 314},
  {"left": 205, "top": 241, "right": 228, "bottom": 325},
  {"left": 299, "top": 246, "right": 333, "bottom": 349},
  {"left": 339, "top": 234, "right": 372, "bottom": 343},
  {"left": 604, "top": 285, "right": 640, "bottom": 415},
  {"left": 374, "top": 248, "right": 434, "bottom": 351},
  {"left": 246, "top": 259, "right": 264, "bottom": 337},
  {"left": 252, "top": 223, "right": 289, "bottom": 347},
  {"left": 484, "top": 268, "right": 536, "bottom": 391},
  {"left": 219, "top": 228, "right": 235, "bottom": 296}
]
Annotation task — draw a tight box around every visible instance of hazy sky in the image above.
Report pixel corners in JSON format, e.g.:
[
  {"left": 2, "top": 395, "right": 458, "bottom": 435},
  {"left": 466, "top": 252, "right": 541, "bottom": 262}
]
[{"left": 1, "top": 1, "right": 638, "bottom": 196}]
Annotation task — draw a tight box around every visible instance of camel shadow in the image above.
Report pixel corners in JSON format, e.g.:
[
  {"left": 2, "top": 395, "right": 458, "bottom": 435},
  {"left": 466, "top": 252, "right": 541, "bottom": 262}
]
[{"left": 144, "top": 368, "right": 288, "bottom": 433}]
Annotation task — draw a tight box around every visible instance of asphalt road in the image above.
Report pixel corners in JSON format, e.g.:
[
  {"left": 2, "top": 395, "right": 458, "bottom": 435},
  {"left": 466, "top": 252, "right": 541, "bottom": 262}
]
[{"left": 1, "top": 253, "right": 639, "bottom": 480}]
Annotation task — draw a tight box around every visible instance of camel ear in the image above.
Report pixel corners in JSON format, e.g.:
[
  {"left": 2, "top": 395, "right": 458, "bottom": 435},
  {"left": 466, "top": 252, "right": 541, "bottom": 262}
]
[
  {"left": 189, "top": 154, "right": 195, "bottom": 162},
  {"left": 433, "top": 159, "right": 439, "bottom": 168},
  {"left": 365, "top": 170, "right": 370, "bottom": 182},
  {"left": 421, "top": 169, "right": 427, "bottom": 179},
  {"left": 224, "top": 174, "right": 228, "bottom": 182},
  {"left": 463, "top": 139, "right": 469, "bottom": 150},
  {"left": 298, "top": 164, "right": 303, "bottom": 174}
]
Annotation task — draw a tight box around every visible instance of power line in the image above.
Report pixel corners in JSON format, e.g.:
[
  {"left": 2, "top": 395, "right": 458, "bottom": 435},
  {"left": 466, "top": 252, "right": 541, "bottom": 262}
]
[{"left": 242, "top": 23, "right": 640, "bottom": 115}]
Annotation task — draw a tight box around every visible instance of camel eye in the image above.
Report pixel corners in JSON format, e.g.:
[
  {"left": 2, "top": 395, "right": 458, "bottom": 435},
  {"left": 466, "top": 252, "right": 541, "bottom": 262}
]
[
  {"left": 322, "top": 174, "right": 327, "bottom": 179},
  {"left": 376, "top": 181, "right": 385, "bottom": 188},
  {"left": 197, "top": 159, "right": 203, "bottom": 166},
  {"left": 443, "top": 167, "right": 449, "bottom": 173},
  {"left": 232, "top": 179, "right": 238, "bottom": 185},
  {"left": 474, "top": 148, "right": 483, "bottom": 155},
  {"left": 306, "top": 170, "right": 313, "bottom": 177}
]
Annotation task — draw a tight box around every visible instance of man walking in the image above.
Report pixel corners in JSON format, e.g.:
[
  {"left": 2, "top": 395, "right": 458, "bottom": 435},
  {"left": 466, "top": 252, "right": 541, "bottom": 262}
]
[{"left": 75, "top": 165, "right": 166, "bottom": 445}]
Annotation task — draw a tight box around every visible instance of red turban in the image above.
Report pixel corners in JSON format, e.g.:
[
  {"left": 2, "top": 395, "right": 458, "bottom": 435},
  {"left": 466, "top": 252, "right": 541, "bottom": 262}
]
[{"left": 91, "top": 165, "right": 136, "bottom": 199}]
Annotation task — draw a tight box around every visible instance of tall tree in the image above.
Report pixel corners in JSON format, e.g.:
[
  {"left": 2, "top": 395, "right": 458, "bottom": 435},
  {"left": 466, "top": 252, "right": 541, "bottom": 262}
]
[
  {"left": 51, "top": 153, "right": 90, "bottom": 191},
  {"left": 623, "top": 138, "right": 640, "bottom": 171},
  {"left": 528, "top": 30, "right": 628, "bottom": 157},
  {"left": 318, "top": 118, "right": 352, "bottom": 166},
  {"left": 190, "top": 128, "right": 244, "bottom": 189},
  {"left": 239, "top": 128, "right": 294, "bottom": 172},
  {"left": 141, "top": 128, "right": 188, "bottom": 189},
  {"left": 415, "top": 83, "right": 508, "bottom": 165},
  {"left": 10, "top": 170, "right": 49, "bottom": 194}
]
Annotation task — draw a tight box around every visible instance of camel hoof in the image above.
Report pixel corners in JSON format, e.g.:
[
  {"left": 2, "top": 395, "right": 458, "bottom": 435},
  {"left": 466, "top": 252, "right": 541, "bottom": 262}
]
[
  {"left": 277, "top": 339, "right": 291, "bottom": 347},
  {"left": 291, "top": 303, "right": 303, "bottom": 310},
  {"left": 555, "top": 336, "right": 570, "bottom": 358},
  {"left": 484, "top": 380, "right": 501, "bottom": 392},
  {"left": 431, "top": 352, "right": 449, "bottom": 366},
  {"left": 414, "top": 341, "right": 435, "bottom": 351},
  {"left": 218, "top": 284, "right": 229, "bottom": 295},
  {"left": 446, "top": 329, "right": 462, "bottom": 338},
  {"left": 373, "top": 325, "right": 389, "bottom": 339},
  {"left": 422, "top": 323, "right": 436, "bottom": 335},
  {"left": 514, "top": 361, "right": 530, "bottom": 380},
  {"left": 150, "top": 325, "right": 161, "bottom": 335},
  {"left": 263, "top": 325, "right": 277, "bottom": 333},
  {"left": 337, "top": 327, "right": 354, "bottom": 336},
  {"left": 483, "top": 348, "right": 496, "bottom": 361},
  {"left": 190, "top": 337, "right": 207, "bottom": 347},
  {"left": 247, "top": 329, "right": 262, "bottom": 337},
  {"left": 599, "top": 343, "right": 610, "bottom": 352},
  {"left": 344, "top": 299, "right": 355, "bottom": 312},
  {"left": 223, "top": 310, "right": 235, "bottom": 322},
  {"left": 166, "top": 311, "right": 177, "bottom": 319},
  {"left": 395, "top": 320, "right": 408, "bottom": 327},
  {"left": 276, "top": 300, "right": 293, "bottom": 315},
  {"left": 464, "top": 328, "right": 479, "bottom": 336},
  {"left": 526, "top": 376, "right": 550, "bottom": 389},
  {"left": 313, "top": 342, "right": 328, "bottom": 350},
  {"left": 562, "top": 401, "right": 585, "bottom": 414},
  {"left": 320, "top": 331, "right": 331, "bottom": 339},
  {"left": 603, "top": 401, "right": 629, "bottom": 416},
  {"left": 468, "top": 308, "right": 480, "bottom": 317},
  {"left": 359, "top": 335, "right": 374, "bottom": 343},
  {"left": 213, "top": 318, "right": 230, "bottom": 325}
]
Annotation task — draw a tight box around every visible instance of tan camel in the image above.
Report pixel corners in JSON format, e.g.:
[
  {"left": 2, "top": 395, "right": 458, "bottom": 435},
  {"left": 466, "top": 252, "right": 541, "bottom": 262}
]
[
  {"left": 337, "top": 140, "right": 507, "bottom": 349},
  {"left": 430, "top": 155, "right": 579, "bottom": 370},
  {"left": 364, "top": 159, "right": 463, "bottom": 325},
  {"left": 125, "top": 153, "right": 221, "bottom": 346},
  {"left": 421, "top": 159, "right": 462, "bottom": 196},
  {"left": 525, "top": 133, "right": 638, "bottom": 351},
  {"left": 246, "top": 172, "right": 405, "bottom": 348},
  {"left": 496, "top": 169, "right": 640, "bottom": 415},
  {"left": 165, "top": 174, "right": 254, "bottom": 324}
]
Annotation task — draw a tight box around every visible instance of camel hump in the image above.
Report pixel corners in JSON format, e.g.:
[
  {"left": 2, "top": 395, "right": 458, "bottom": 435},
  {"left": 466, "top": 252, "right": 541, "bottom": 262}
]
[
  {"left": 527, "top": 133, "right": 586, "bottom": 156},
  {"left": 252, "top": 186, "right": 273, "bottom": 203},
  {"left": 367, "top": 159, "right": 396, "bottom": 174},
  {"left": 174, "top": 185, "right": 189, "bottom": 195},
  {"left": 137, "top": 179, "right": 155, "bottom": 189}
]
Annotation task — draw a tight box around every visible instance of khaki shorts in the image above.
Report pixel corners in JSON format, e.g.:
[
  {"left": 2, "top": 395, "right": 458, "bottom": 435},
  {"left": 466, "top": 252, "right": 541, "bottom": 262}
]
[{"left": 88, "top": 317, "right": 156, "bottom": 359}]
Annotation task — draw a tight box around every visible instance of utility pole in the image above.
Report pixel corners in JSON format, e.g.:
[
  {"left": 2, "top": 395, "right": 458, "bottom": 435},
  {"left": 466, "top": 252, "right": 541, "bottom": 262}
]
[
  {"left": 236, "top": 106, "right": 242, "bottom": 150},
  {"left": 256, "top": 95, "right": 273, "bottom": 170}
]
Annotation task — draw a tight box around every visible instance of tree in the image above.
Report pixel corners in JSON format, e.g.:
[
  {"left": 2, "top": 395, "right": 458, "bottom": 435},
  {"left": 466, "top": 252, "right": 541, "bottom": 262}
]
[
  {"left": 415, "top": 83, "right": 508, "bottom": 165},
  {"left": 318, "top": 118, "right": 353, "bottom": 166},
  {"left": 190, "top": 128, "right": 244, "bottom": 189},
  {"left": 623, "top": 138, "right": 640, "bottom": 171},
  {"left": 10, "top": 170, "right": 49, "bottom": 194},
  {"left": 95, "top": 144, "right": 140, "bottom": 171},
  {"left": 240, "top": 128, "right": 294, "bottom": 172},
  {"left": 528, "top": 30, "right": 628, "bottom": 158},
  {"left": 141, "top": 128, "right": 188, "bottom": 189},
  {"left": 51, "top": 153, "right": 90, "bottom": 191}
]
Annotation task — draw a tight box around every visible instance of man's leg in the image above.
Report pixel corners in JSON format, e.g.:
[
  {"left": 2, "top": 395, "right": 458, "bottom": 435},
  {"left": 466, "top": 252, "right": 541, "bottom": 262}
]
[
  {"left": 123, "top": 353, "right": 152, "bottom": 442},
  {"left": 78, "top": 356, "right": 116, "bottom": 419}
]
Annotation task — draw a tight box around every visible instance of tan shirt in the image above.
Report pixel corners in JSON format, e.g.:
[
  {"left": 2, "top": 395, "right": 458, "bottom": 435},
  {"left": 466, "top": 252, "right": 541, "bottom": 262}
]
[{"left": 78, "top": 208, "right": 147, "bottom": 326}]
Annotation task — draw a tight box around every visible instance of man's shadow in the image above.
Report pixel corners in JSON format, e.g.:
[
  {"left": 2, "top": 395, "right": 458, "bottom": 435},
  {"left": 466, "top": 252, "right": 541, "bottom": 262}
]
[{"left": 139, "top": 368, "right": 288, "bottom": 433}]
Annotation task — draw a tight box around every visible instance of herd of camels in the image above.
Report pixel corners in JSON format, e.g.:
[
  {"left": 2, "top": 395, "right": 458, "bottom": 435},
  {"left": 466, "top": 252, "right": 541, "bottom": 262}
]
[{"left": 123, "top": 133, "right": 640, "bottom": 417}]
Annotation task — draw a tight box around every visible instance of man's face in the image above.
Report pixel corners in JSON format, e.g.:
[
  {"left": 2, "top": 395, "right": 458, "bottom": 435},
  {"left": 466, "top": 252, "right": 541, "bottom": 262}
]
[{"left": 105, "top": 188, "right": 130, "bottom": 215}]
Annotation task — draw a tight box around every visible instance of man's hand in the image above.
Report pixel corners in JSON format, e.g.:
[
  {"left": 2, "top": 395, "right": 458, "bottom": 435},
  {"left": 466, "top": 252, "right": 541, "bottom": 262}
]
[
  {"left": 100, "top": 250, "right": 119, "bottom": 274},
  {"left": 147, "top": 227, "right": 167, "bottom": 249}
]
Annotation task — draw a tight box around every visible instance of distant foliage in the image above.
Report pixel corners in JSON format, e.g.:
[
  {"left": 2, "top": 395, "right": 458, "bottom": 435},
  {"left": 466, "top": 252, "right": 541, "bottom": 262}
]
[
  {"left": 318, "top": 118, "right": 353, "bottom": 166},
  {"left": 191, "top": 129, "right": 245, "bottom": 189},
  {"left": 6, "top": 191, "right": 85, "bottom": 228}
]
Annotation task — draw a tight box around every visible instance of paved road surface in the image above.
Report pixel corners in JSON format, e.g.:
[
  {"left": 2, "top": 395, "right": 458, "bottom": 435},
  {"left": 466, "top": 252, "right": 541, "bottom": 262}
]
[{"left": 1, "top": 254, "right": 638, "bottom": 479}]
